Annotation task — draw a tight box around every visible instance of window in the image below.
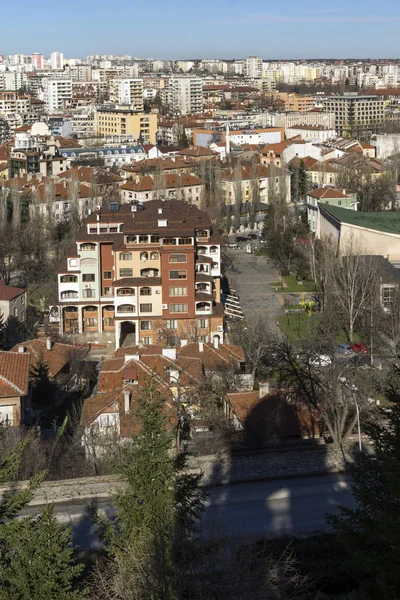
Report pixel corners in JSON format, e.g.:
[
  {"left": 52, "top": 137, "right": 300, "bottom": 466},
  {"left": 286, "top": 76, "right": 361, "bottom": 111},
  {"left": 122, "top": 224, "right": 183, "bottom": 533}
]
[
  {"left": 140, "top": 303, "right": 152, "bottom": 312},
  {"left": 140, "top": 252, "right": 148, "bottom": 261},
  {"left": 142, "top": 337, "right": 152, "bottom": 345},
  {"left": 80, "top": 243, "right": 96, "bottom": 251},
  {"left": 140, "top": 320, "right": 152, "bottom": 330},
  {"left": 197, "top": 318, "right": 209, "bottom": 329},
  {"left": 210, "top": 246, "right": 218, "bottom": 254},
  {"left": 150, "top": 235, "right": 159, "bottom": 243},
  {"left": 61, "top": 291, "right": 78, "bottom": 299},
  {"left": 103, "top": 271, "right": 112, "bottom": 279},
  {"left": 169, "top": 254, "right": 186, "bottom": 263},
  {"left": 82, "top": 273, "right": 95, "bottom": 282},
  {"left": 138, "top": 235, "right": 148, "bottom": 243},
  {"left": 84, "top": 317, "right": 97, "bottom": 327},
  {"left": 196, "top": 282, "right": 209, "bottom": 292},
  {"left": 141, "top": 268, "right": 159, "bottom": 277},
  {"left": 170, "top": 287, "right": 187, "bottom": 296},
  {"left": 103, "top": 286, "right": 112, "bottom": 296},
  {"left": 60, "top": 275, "right": 77, "bottom": 283},
  {"left": 80, "top": 258, "right": 97, "bottom": 267},
  {"left": 117, "top": 288, "right": 134, "bottom": 296},
  {"left": 170, "top": 304, "right": 187, "bottom": 313},
  {"left": 166, "top": 319, "right": 178, "bottom": 330},
  {"left": 104, "top": 317, "right": 114, "bottom": 326},
  {"left": 163, "top": 238, "right": 176, "bottom": 245},
  {"left": 170, "top": 270, "right": 187, "bottom": 280},
  {"left": 150, "top": 251, "right": 159, "bottom": 260},
  {"left": 197, "top": 230, "right": 208, "bottom": 238},
  {"left": 69, "top": 259, "right": 78, "bottom": 267},
  {"left": 140, "top": 287, "right": 151, "bottom": 296},
  {"left": 126, "top": 235, "right": 137, "bottom": 243},
  {"left": 120, "top": 252, "right": 132, "bottom": 261},
  {"left": 120, "top": 268, "right": 133, "bottom": 277},
  {"left": 117, "top": 304, "right": 135, "bottom": 313},
  {"left": 179, "top": 238, "right": 192, "bottom": 245},
  {"left": 83, "top": 289, "right": 95, "bottom": 298}
]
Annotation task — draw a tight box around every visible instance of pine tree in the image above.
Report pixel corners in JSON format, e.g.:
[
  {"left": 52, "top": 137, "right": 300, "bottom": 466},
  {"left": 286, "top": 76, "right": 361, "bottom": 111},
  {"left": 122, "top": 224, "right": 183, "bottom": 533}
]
[
  {"left": 0, "top": 440, "right": 86, "bottom": 599},
  {"left": 93, "top": 380, "right": 204, "bottom": 600},
  {"left": 327, "top": 401, "right": 400, "bottom": 599},
  {"left": 30, "top": 353, "right": 57, "bottom": 411}
]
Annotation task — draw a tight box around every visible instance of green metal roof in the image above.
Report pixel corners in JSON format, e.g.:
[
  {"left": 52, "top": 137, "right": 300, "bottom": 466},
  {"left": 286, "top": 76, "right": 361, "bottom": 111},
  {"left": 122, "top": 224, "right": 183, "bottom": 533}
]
[{"left": 320, "top": 204, "right": 400, "bottom": 235}]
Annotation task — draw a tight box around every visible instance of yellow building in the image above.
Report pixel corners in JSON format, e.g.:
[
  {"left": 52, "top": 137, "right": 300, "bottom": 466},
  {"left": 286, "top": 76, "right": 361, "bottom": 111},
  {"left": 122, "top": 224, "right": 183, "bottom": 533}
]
[{"left": 95, "top": 107, "right": 157, "bottom": 144}]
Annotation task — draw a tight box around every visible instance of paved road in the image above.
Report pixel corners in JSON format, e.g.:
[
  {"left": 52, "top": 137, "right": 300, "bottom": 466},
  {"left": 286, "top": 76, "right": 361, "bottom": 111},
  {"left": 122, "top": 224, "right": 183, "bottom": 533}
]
[
  {"left": 226, "top": 247, "right": 284, "bottom": 333},
  {"left": 19, "top": 473, "right": 354, "bottom": 550}
]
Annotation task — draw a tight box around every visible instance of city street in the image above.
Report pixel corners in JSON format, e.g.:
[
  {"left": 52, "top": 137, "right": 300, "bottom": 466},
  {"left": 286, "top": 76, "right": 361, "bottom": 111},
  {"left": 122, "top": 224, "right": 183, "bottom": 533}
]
[
  {"left": 225, "top": 246, "right": 284, "bottom": 334},
  {"left": 19, "top": 473, "right": 354, "bottom": 550}
]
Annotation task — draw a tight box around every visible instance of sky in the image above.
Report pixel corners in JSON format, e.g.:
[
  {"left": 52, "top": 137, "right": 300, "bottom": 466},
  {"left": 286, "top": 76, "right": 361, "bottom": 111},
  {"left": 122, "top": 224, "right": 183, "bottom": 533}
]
[{"left": 3, "top": 0, "right": 400, "bottom": 59}]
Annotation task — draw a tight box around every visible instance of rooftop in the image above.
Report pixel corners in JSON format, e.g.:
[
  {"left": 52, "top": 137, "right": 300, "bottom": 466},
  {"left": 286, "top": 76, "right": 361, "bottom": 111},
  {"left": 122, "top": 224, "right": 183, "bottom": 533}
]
[{"left": 320, "top": 204, "right": 400, "bottom": 235}]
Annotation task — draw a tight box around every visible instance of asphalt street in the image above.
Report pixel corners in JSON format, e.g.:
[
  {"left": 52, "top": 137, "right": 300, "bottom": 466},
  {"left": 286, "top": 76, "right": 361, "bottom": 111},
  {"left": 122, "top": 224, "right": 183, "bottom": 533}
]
[{"left": 19, "top": 473, "right": 354, "bottom": 550}]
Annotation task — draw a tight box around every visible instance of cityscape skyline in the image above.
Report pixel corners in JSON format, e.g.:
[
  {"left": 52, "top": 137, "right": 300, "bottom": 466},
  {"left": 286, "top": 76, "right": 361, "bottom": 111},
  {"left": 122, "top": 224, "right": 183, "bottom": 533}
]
[{"left": 2, "top": 0, "right": 400, "bottom": 59}]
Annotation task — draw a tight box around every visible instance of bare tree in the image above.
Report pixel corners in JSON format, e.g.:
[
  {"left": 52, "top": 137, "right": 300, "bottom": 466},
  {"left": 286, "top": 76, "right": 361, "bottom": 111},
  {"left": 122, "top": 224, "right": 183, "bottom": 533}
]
[
  {"left": 320, "top": 239, "right": 378, "bottom": 342},
  {"left": 230, "top": 317, "right": 272, "bottom": 381},
  {"left": 233, "top": 163, "right": 243, "bottom": 232}
]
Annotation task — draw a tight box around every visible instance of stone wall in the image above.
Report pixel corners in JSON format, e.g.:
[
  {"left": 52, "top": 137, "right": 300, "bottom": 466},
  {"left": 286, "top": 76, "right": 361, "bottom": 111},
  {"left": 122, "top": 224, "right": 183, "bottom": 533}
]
[{"left": 0, "top": 443, "right": 361, "bottom": 506}]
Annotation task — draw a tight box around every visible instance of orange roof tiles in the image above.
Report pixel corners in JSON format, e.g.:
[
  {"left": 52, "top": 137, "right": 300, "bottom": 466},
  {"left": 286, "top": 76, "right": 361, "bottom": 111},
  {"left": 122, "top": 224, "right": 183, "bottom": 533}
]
[{"left": 0, "top": 351, "right": 30, "bottom": 397}]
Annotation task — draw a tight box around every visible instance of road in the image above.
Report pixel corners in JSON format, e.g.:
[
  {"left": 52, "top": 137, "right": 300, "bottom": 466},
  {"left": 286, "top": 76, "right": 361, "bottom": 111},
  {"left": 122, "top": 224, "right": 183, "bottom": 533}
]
[
  {"left": 225, "top": 247, "right": 284, "bottom": 333},
  {"left": 19, "top": 473, "right": 354, "bottom": 550}
]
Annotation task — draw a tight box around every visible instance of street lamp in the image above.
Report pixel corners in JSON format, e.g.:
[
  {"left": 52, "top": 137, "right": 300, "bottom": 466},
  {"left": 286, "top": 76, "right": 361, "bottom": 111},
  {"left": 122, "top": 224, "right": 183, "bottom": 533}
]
[{"left": 350, "top": 384, "right": 362, "bottom": 452}]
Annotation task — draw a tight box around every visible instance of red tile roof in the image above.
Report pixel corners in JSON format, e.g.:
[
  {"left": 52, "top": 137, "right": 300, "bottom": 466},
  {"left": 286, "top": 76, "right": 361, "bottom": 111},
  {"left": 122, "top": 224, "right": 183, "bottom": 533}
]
[
  {"left": 0, "top": 351, "right": 30, "bottom": 397},
  {"left": 10, "top": 340, "right": 86, "bottom": 379},
  {"left": 0, "top": 280, "right": 25, "bottom": 301}
]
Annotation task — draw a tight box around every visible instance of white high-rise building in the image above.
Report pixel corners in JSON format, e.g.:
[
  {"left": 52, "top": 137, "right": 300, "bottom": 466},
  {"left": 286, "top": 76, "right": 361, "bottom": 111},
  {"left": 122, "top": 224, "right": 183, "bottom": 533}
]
[
  {"left": 111, "top": 78, "right": 144, "bottom": 111},
  {"left": 43, "top": 78, "right": 72, "bottom": 112},
  {"left": 167, "top": 77, "right": 203, "bottom": 115},
  {"left": 50, "top": 52, "right": 64, "bottom": 70},
  {"left": 244, "top": 56, "right": 263, "bottom": 78}
]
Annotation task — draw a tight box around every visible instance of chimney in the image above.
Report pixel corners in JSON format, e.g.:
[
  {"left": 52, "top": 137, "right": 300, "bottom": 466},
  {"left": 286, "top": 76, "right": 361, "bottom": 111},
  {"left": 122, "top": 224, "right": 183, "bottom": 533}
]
[
  {"left": 180, "top": 339, "right": 188, "bottom": 347},
  {"left": 96, "top": 214, "right": 100, "bottom": 221},
  {"left": 162, "top": 347, "right": 176, "bottom": 360},
  {"left": 258, "top": 382, "right": 270, "bottom": 399},
  {"left": 124, "top": 390, "right": 131, "bottom": 414},
  {"left": 199, "top": 342, "right": 204, "bottom": 353},
  {"left": 46, "top": 337, "right": 53, "bottom": 351},
  {"left": 213, "top": 336, "right": 219, "bottom": 349},
  {"left": 18, "top": 345, "right": 25, "bottom": 353},
  {"left": 158, "top": 207, "right": 163, "bottom": 214}
]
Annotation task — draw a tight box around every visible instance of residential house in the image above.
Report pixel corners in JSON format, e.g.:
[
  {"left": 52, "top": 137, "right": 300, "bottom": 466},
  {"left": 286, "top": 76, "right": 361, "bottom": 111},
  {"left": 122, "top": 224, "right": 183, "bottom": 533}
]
[
  {"left": 221, "top": 163, "right": 291, "bottom": 207},
  {"left": 0, "top": 350, "right": 31, "bottom": 426},
  {"left": 306, "top": 187, "right": 358, "bottom": 233},
  {"left": 120, "top": 173, "right": 204, "bottom": 205},
  {"left": 0, "top": 280, "right": 27, "bottom": 322}
]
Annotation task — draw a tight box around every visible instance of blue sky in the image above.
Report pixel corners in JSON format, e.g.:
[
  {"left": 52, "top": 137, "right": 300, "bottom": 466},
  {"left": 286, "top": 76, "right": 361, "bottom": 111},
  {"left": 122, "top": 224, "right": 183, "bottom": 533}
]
[{"left": 2, "top": 0, "right": 400, "bottom": 59}]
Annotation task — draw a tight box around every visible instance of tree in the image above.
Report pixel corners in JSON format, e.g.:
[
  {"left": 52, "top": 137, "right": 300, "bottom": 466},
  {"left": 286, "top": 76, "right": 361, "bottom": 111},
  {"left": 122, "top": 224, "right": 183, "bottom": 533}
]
[
  {"left": 327, "top": 400, "right": 400, "bottom": 599},
  {"left": 92, "top": 380, "right": 204, "bottom": 600},
  {"left": 0, "top": 439, "right": 86, "bottom": 600},
  {"left": 230, "top": 317, "right": 272, "bottom": 381},
  {"left": 319, "top": 240, "right": 378, "bottom": 342},
  {"left": 30, "top": 353, "right": 57, "bottom": 414},
  {"left": 272, "top": 335, "right": 377, "bottom": 445}
]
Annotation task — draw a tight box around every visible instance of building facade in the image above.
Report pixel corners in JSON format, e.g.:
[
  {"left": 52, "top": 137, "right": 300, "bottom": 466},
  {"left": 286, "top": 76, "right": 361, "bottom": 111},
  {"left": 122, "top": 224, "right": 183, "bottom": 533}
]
[
  {"left": 110, "top": 78, "right": 144, "bottom": 111},
  {"left": 322, "top": 94, "right": 385, "bottom": 137},
  {"left": 95, "top": 107, "right": 157, "bottom": 144},
  {"left": 167, "top": 77, "right": 204, "bottom": 115},
  {"left": 51, "top": 199, "right": 224, "bottom": 348}
]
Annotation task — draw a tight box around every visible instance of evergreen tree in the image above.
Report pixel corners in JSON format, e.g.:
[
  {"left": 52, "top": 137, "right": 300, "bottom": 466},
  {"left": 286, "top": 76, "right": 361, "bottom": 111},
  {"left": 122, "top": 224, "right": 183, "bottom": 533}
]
[
  {"left": 30, "top": 353, "right": 57, "bottom": 411},
  {"left": 327, "top": 401, "right": 400, "bottom": 599},
  {"left": 93, "top": 380, "right": 204, "bottom": 600},
  {"left": 0, "top": 440, "right": 86, "bottom": 599}
]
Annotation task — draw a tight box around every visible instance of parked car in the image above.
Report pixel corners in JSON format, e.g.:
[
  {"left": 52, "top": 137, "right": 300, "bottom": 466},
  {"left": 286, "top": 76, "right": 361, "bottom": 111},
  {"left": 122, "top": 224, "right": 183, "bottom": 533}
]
[
  {"left": 309, "top": 354, "right": 332, "bottom": 367},
  {"left": 235, "top": 236, "right": 247, "bottom": 242},
  {"left": 335, "top": 343, "right": 353, "bottom": 356},
  {"left": 248, "top": 233, "right": 258, "bottom": 240},
  {"left": 350, "top": 342, "right": 368, "bottom": 354}
]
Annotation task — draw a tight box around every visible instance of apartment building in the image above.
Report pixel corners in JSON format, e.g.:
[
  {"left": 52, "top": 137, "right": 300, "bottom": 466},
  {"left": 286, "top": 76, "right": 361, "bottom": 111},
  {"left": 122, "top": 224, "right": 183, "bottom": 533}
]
[
  {"left": 0, "top": 92, "right": 31, "bottom": 116},
  {"left": 244, "top": 56, "right": 263, "bottom": 79},
  {"left": 95, "top": 106, "right": 157, "bottom": 144},
  {"left": 31, "top": 53, "right": 44, "bottom": 70},
  {"left": 50, "top": 52, "right": 64, "bottom": 70},
  {"left": 322, "top": 94, "right": 385, "bottom": 137},
  {"left": 167, "top": 77, "right": 203, "bottom": 115},
  {"left": 120, "top": 173, "right": 204, "bottom": 205},
  {"left": 221, "top": 164, "right": 291, "bottom": 206},
  {"left": 43, "top": 79, "right": 72, "bottom": 113},
  {"left": 51, "top": 199, "right": 224, "bottom": 348},
  {"left": 284, "top": 94, "right": 313, "bottom": 112},
  {"left": 271, "top": 110, "right": 336, "bottom": 130},
  {"left": 110, "top": 78, "right": 144, "bottom": 111}
]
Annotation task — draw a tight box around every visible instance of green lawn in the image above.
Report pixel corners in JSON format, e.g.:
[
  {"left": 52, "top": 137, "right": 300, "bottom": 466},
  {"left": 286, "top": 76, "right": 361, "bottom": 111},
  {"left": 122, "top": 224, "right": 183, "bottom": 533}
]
[
  {"left": 270, "top": 275, "right": 316, "bottom": 293},
  {"left": 278, "top": 312, "right": 361, "bottom": 344}
]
